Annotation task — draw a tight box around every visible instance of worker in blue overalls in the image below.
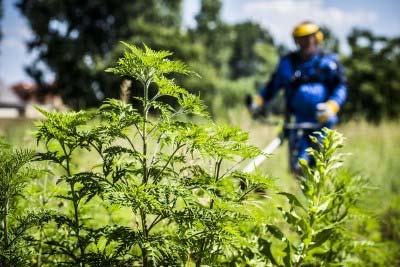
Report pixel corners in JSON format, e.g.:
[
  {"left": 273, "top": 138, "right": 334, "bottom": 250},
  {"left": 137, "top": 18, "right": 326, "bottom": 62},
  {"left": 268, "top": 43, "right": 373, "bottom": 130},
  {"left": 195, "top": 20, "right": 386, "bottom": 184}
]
[{"left": 248, "top": 21, "right": 347, "bottom": 174}]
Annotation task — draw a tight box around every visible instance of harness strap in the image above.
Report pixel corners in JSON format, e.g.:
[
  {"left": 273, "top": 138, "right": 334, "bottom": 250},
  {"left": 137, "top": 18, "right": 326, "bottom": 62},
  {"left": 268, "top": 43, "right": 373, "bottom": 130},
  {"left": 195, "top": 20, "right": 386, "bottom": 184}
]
[
  {"left": 289, "top": 51, "right": 325, "bottom": 88},
  {"left": 285, "top": 51, "right": 328, "bottom": 117}
]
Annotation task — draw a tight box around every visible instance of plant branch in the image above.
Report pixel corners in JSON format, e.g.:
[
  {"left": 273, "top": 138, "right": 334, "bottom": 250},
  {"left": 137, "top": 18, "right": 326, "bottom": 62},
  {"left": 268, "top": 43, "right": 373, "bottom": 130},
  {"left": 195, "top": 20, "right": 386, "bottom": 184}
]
[{"left": 152, "top": 143, "right": 184, "bottom": 183}]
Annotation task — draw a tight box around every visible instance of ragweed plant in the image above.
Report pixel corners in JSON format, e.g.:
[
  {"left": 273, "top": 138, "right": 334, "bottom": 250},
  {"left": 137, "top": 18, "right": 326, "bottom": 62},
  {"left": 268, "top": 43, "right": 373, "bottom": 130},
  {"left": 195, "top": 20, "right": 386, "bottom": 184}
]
[
  {"left": 259, "top": 128, "right": 367, "bottom": 266},
  {"left": 35, "top": 43, "right": 273, "bottom": 266},
  {"left": 0, "top": 141, "right": 51, "bottom": 267}
]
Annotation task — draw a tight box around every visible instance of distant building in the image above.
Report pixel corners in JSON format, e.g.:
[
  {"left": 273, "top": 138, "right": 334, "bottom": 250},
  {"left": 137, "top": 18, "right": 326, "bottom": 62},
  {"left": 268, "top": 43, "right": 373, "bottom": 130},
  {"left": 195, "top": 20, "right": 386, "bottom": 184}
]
[
  {"left": 0, "top": 80, "right": 65, "bottom": 119},
  {"left": 0, "top": 80, "right": 25, "bottom": 118}
]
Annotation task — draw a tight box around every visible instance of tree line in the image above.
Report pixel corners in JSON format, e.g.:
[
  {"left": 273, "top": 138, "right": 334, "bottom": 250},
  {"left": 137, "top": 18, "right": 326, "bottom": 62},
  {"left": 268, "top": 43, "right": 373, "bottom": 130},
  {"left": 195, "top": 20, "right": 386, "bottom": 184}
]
[{"left": 13, "top": 0, "right": 400, "bottom": 122}]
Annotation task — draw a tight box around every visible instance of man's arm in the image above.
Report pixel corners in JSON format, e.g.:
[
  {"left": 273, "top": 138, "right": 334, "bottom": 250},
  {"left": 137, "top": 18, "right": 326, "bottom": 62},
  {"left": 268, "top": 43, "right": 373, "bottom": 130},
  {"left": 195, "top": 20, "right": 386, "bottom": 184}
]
[
  {"left": 317, "top": 57, "right": 348, "bottom": 122},
  {"left": 327, "top": 60, "right": 347, "bottom": 108},
  {"left": 258, "top": 58, "right": 286, "bottom": 103},
  {"left": 247, "top": 58, "right": 286, "bottom": 116}
]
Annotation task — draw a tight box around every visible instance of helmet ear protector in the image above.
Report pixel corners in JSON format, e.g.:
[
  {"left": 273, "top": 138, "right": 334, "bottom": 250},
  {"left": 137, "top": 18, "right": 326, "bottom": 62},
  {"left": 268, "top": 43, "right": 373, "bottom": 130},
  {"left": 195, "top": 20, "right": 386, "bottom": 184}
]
[
  {"left": 292, "top": 22, "right": 324, "bottom": 44},
  {"left": 315, "top": 30, "right": 324, "bottom": 43}
]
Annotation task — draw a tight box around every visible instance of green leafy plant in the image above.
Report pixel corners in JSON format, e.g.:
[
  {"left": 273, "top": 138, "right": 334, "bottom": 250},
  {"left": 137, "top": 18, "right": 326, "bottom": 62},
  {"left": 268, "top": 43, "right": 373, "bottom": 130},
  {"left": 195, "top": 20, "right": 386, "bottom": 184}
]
[
  {"left": 34, "top": 43, "right": 273, "bottom": 266},
  {"left": 0, "top": 140, "right": 51, "bottom": 267},
  {"left": 258, "top": 128, "right": 367, "bottom": 266},
  {"left": 4, "top": 43, "right": 373, "bottom": 266}
]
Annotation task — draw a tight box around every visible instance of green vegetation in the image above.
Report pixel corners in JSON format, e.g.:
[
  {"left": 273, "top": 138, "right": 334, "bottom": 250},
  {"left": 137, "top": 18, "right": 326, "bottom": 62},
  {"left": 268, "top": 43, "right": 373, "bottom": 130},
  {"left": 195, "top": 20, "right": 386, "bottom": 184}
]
[
  {"left": 4, "top": 44, "right": 274, "bottom": 266},
  {"left": 1, "top": 0, "right": 399, "bottom": 265},
  {"left": 264, "top": 129, "right": 367, "bottom": 266},
  {"left": 238, "top": 116, "right": 400, "bottom": 266},
  {"left": 343, "top": 30, "right": 400, "bottom": 122},
  {"left": 0, "top": 140, "right": 51, "bottom": 266},
  {"left": 1, "top": 44, "right": 398, "bottom": 266}
]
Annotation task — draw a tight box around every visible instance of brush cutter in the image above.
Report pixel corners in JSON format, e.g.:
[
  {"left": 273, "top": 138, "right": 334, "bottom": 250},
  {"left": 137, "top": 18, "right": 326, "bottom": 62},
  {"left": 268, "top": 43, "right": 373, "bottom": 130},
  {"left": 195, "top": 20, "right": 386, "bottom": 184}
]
[{"left": 243, "top": 122, "right": 321, "bottom": 173}]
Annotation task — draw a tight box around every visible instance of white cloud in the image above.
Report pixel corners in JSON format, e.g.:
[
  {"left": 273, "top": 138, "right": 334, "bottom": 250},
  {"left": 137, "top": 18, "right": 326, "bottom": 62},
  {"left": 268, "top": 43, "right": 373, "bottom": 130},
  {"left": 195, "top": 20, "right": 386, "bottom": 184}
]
[
  {"left": 182, "top": 0, "right": 201, "bottom": 28},
  {"left": 238, "top": 0, "right": 378, "bottom": 50}
]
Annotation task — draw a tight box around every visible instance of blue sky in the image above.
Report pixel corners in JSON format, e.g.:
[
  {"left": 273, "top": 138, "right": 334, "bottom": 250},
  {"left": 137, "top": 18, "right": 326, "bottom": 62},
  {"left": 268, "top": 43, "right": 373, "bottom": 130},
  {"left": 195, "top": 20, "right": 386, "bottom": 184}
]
[
  {"left": 183, "top": 0, "right": 400, "bottom": 46},
  {"left": 1, "top": 0, "right": 399, "bottom": 86}
]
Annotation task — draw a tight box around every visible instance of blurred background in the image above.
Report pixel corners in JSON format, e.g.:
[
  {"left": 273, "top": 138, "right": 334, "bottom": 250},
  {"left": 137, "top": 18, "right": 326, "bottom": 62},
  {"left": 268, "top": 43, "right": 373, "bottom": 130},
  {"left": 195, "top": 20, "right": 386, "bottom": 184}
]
[
  {"left": 0, "top": 0, "right": 399, "bottom": 120},
  {"left": 0, "top": 0, "right": 399, "bottom": 263}
]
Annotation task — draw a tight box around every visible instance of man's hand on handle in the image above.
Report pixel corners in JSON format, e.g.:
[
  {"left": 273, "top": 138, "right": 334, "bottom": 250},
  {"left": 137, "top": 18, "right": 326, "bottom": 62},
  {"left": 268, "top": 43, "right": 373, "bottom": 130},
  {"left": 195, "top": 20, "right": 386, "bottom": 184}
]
[
  {"left": 246, "top": 94, "right": 265, "bottom": 118},
  {"left": 316, "top": 100, "right": 339, "bottom": 123}
]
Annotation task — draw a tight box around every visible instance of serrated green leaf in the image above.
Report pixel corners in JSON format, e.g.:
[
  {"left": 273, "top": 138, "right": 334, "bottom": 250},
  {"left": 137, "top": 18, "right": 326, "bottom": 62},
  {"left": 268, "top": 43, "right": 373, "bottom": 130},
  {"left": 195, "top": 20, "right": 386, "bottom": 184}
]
[{"left": 278, "top": 192, "right": 306, "bottom": 210}]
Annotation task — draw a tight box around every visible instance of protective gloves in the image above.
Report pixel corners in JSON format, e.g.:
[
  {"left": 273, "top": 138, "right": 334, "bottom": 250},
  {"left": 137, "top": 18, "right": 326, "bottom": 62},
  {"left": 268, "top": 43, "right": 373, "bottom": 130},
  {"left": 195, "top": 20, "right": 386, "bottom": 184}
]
[
  {"left": 245, "top": 94, "right": 265, "bottom": 117},
  {"left": 316, "top": 100, "right": 340, "bottom": 123}
]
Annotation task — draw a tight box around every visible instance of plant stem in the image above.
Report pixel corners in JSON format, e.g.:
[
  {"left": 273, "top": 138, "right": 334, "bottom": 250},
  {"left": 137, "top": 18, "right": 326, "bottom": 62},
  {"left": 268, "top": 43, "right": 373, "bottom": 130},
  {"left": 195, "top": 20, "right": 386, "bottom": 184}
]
[
  {"left": 140, "top": 78, "right": 151, "bottom": 267},
  {"left": 37, "top": 169, "right": 48, "bottom": 267},
  {"left": 70, "top": 183, "right": 84, "bottom": 265},
  {"left": 61, "top": 143, "right": 85, "bottom": 266},
  {"left": 142, "top": 79, "right": 149, "bottom": 185},
  {"left": 153, "top": 144, "right": 184, "bottom": 183},
  {"left": 37, "top": 225, "right": 43, "bottom": 267},
  {"left": 140, "top": 209, "right": 149, "bottom": 267}
]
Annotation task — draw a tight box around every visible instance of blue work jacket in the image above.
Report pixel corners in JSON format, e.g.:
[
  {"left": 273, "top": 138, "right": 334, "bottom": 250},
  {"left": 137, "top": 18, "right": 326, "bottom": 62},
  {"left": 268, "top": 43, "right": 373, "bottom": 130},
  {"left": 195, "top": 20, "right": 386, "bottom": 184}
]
[{"left": 259, "top": 50, "right": 347, "bottom": 124}]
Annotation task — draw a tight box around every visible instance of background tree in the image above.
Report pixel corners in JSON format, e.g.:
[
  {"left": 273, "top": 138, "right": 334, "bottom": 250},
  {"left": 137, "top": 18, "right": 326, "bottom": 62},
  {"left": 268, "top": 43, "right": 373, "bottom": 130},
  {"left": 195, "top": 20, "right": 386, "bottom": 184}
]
[
  {"left": 229, "top": 21, "right": 275, "bottom": 79},
  {"left": 16, "top": 0, "right": 282, "bottom": 115},
  {"left": 17, "top": 0, "right": 183, "bottom": 108},
  {"left": 320, "top": 25, "right": 340, "bottom": 53},
  {"left": 343, "top": 28, "right": 400, "bottom": 122},
  {"left": 192, "top": 0, "right": 232, "bottom": 74}
]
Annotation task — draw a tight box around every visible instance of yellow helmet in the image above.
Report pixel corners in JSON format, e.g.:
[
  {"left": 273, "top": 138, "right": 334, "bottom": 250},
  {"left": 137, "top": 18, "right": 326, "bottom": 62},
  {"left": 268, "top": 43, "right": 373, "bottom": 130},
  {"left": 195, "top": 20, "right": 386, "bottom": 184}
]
[{"left": 292, "top": 21, "right": 324, "bottom": 43}]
